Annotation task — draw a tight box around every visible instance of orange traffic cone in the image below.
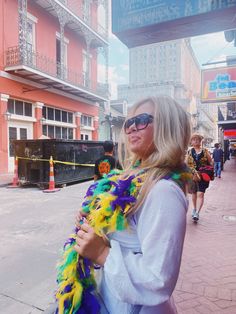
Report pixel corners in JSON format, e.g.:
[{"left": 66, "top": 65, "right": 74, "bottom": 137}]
[
  {"left": 7, "top": 157, "right": 19, "bottom": 188},
  {"left": 43, "top": 156, "right": 60, "bottom": 193}
]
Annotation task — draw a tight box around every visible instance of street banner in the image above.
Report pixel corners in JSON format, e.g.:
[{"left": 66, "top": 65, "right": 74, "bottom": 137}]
[{"left": 201, "top": 66, "right": 236, "bottom": 103}]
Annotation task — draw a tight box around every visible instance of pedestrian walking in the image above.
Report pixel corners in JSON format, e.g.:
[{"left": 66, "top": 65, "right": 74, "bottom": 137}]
[
  {"left": 56, "top": 96, "right": 192, "bottom": 314},
  {"left": 94, "top": 140, "right": 117, "bottom": 181},
  {"left": 186, "top": 134, "right": 213, "bottom": 222},
  {"left": 213, "top": 143, "right": 223, "bottom": 178}
]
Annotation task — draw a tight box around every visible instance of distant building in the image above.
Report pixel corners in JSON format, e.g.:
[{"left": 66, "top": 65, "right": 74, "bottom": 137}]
[
  {"left": 0, "top": 0, "right": 109, "bottom": 174},
  {"left": 117, "top": 38, "right": 216, "bottom": 143},
  {"left": 118, "top": 39, "right": 200, "bottom": 113},
  {"left": 99, "top": 100, "right": 127, "bottom": 142}
]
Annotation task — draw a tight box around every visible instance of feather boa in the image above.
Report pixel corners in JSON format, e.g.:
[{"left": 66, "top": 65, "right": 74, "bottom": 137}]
[{"left": 55, "top": 167, "right": 191, "bottom": 314}]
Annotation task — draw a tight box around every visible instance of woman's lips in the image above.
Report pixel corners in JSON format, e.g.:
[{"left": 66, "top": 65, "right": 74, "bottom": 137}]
[{"left": 129, "top": 136, "right": 140, "bottom": 143}]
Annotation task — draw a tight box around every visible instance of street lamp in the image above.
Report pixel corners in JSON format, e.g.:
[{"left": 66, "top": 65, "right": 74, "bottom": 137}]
[
  {"left": 4, "top": 110, "right": 11, "bottom": 121},
  {"left": 40, "top": 117, "right": 46, "bottom": 125},
  {"left": 107, "top": 113, "right": 113, "bottom": 141}
]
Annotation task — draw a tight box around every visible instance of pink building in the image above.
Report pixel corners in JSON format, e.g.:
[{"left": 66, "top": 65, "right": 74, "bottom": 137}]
[{"left": 0, "top": 0, "right": 109, "bottom": 174}]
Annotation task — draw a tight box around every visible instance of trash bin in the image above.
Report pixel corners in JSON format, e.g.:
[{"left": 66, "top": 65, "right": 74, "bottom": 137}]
[{"left": 13, "top": 139, "right": 105, "bottom": 188}]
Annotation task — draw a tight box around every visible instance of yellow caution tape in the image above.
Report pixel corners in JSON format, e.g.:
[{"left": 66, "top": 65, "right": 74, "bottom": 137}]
[{"left": 16, "top": 156, "right": 95, "bottom": 167}]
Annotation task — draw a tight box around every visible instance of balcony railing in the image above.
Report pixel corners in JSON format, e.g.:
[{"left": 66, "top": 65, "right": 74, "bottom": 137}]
[
  {"left": 57, "top": 0, "right": 108, "bottom": 40},
  {"left": 5, "top": 46, "right": 108, "bottom": 99}
]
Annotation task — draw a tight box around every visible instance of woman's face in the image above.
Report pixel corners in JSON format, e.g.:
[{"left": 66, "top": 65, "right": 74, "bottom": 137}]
[
  {"left": 125, "top": 102, "right": 155, "bottom": 160},
  {"left": 191, "top": 137, "right": 202, "bottom": 148}
]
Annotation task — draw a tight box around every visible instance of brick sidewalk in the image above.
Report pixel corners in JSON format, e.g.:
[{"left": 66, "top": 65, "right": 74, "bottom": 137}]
[{"left": 174, "top": 158, "right": 236, "bottom": 313}]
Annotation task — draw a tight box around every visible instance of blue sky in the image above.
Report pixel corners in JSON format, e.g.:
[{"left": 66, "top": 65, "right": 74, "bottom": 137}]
[{"left": 106, "top": 31, "right": 236, "bottom": 99}]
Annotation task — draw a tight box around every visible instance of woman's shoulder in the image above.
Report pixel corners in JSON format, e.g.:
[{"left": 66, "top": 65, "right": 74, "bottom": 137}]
[
  {"left": 150, "top": 179, "right": 188, "bottom": 203},
  {"left": 134, "top": 179, "right": 189, "bottom": 221}
]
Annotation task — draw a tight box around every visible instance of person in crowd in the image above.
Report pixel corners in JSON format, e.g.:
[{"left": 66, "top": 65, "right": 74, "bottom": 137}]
[
  {"left": 213, "top": 143, "right": 223, "bottom": 178},
  {"left": 94, "top": 140, "right": 117, "bottom": 181},
  {"left": 56, "top": 95, "right": 192, "bottom": 314},
  {"left": 186, "top": 134, "right": 212, "bottom": 221}
]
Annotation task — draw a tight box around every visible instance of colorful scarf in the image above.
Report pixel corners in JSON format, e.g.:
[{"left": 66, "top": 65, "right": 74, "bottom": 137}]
[{"left": 55, "top": 167, "right": 191, "bottom": 314}]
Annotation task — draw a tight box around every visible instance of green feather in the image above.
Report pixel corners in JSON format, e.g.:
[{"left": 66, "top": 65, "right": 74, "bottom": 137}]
[
  {"left": 116, "top": 213, "right": 125, "bottom": 231},
  {"left": 172, "top": 173, "right": 180, "bottom": 179}
]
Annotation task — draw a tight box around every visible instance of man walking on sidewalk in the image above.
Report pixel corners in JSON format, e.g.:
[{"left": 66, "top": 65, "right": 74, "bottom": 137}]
[{"left": 213, "top": 143, "right": 223, "bottom": 178}]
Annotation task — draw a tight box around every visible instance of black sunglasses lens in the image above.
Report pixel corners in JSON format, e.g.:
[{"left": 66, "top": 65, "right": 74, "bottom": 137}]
[
  {"left": 136, "top": 115, "right": 150, "bottom": 130},
  {"left": 125, "top": 118, "right": 135, "bottom": 130},
  {"left": 124, "top": 114, "right": 153, "bottom": 133}
]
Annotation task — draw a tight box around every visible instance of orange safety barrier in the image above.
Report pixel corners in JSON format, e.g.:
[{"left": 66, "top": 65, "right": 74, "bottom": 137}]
[
  {"left": 43, "top": 156, "right": 60, "bottom": 193},
  {"left": 7, "top": 157, "right": 19, "bottom": 188}
]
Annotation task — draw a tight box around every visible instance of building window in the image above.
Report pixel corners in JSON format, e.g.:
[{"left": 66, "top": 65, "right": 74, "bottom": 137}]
[
  {"left": 43, "top": 106, "right": 73, "bottom": 124},
  {"left": 7, "top": 99, "right": 33, "bottom": 117},
  {"left": 42, "top": 125, "right": 73, "bottom": 140},
  {"left": 26, "top": 13, "right": 37, "bottom": 65},
  {"left": 81, "top": 115, "right": 92, "bottom": 127},
  {"left": 80, "top": 134, "right": 89, "bottom": 140}
]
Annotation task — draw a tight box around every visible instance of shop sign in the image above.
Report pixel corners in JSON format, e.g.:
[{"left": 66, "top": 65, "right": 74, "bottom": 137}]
[
  {"left": 112, "top": 1, "right": 236, "bottom": 47},
  {"left": 224, "top": 129, "right": 236, "bottom": 139},
  {"left": 201, "top": 66, "right": 236, "bottom": 103}
]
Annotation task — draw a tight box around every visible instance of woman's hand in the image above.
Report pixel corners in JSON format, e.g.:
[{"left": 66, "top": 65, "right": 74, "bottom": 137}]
[
  {"left": 75, "top": 208, "right": 88, "bottom": 228},
  {"left": 192, "top": 171, "right": 201, "bottom": 182},
  {"left": 74, "top": 223, "right": 109, "bottom": 266}
]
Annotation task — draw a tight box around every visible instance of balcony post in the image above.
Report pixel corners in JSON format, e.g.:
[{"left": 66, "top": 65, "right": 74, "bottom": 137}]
[
  {"left": 60, "top": 23, "right": 65, "bottom": 80},
  {"left": 18, "top": 0, "right": 28, "bottom": 64}
]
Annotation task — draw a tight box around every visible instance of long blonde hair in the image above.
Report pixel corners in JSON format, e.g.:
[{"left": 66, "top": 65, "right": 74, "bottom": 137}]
[{"left": 118, "top": 96, "right": 191, "bottom": 214}]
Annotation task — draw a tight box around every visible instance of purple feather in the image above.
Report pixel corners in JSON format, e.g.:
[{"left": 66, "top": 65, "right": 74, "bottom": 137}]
[
  {"left": 63, "top": 237, "right": 76, "bottom": 249},
  {"left": 76, "top": 289, "right": 100, "bottom": 314}
]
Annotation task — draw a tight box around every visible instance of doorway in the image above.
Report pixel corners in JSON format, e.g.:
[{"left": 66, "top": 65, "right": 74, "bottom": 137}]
[{"left": 8, "top": 122, "right": 33, "bottom": 172}]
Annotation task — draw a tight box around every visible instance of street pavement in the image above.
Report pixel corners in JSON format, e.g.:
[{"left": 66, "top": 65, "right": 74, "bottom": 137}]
[
  {"left": 175, "top": 158, "right": 236, "bottom": 314},
  {"left": 0, "top": 158, "right": 235, "bottom": 313},
  {"left": 0, "top": 179, "right": 92, "bottom": 314}
]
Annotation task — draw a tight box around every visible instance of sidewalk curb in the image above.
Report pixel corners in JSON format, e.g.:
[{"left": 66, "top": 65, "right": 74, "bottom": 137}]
[{"left": 0, "top": 182, "right": 11, "bottom": 188}]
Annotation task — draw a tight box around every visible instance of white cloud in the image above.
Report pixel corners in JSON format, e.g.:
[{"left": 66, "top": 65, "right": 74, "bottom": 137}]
[
  {"left": 191, "top": 31, "right": 235, "bottom": 66},
  {"left": 119, "top": 64, "right": 129, "bottom": 71},
  {"left": 98, "top": 64, "right": 121, "bottom": 99}
]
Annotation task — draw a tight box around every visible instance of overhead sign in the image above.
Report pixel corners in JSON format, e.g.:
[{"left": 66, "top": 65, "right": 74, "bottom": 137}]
[
  {"left": 112, "top": 1, "right": 236, "bottom": 47},
  {"left": 201, "top": 66, "right": 236, "bottom": 103},
  {"left": 224, "top": 129, "right": 236, "bottom": 139}
]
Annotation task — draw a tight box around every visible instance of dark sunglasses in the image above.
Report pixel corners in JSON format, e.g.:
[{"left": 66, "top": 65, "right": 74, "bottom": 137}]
[{"left": 124, "top": 113, "right": 154, "bottom": 134}]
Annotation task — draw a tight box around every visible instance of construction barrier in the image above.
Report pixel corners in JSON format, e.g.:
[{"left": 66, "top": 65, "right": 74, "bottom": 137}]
[
  {"left": 7, "top": 157, "right": 19, "bottom": 188},
  {"left": 43, "top": 156, "right": 60, "bottom": 193}
]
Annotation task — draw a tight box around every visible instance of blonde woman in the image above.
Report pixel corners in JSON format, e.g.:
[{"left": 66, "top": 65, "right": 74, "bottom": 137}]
[
  {"left": 72, "top": 96, "right": 191, "bottom": 313},
  {"left": 186, "top": 134, "right": 212, "bottom": 221}
]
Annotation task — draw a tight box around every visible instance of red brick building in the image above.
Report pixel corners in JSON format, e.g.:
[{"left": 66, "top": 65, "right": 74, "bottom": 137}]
[{"left": 0, "top": 0, "right": 109, "bottom": 173}]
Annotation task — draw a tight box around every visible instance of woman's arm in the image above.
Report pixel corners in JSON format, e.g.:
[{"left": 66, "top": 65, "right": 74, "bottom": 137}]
[{"left": 103, "top": 180, "right": 187, "bottom": 306}]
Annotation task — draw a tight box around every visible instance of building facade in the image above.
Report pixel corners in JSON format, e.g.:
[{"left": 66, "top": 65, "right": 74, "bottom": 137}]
[
  {"left": 0, "top": 0, "right": 109, "bottom": 174},
  {"left": 118, "top": 39, "right": 200, "bottom": 111}
]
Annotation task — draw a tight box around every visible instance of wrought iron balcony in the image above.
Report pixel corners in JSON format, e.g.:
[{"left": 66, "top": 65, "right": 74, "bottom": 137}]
[
  {"left": 5, "top": 46, "right": 108, "bottom": 102},
  {"left": 34, "top": 0, "right": 108, "bottom": 46}
]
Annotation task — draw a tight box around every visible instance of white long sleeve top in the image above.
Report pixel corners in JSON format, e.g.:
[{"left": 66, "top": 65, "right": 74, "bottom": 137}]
[{"left": 97, "top": 179, "right": 188, "bottom": 314}]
